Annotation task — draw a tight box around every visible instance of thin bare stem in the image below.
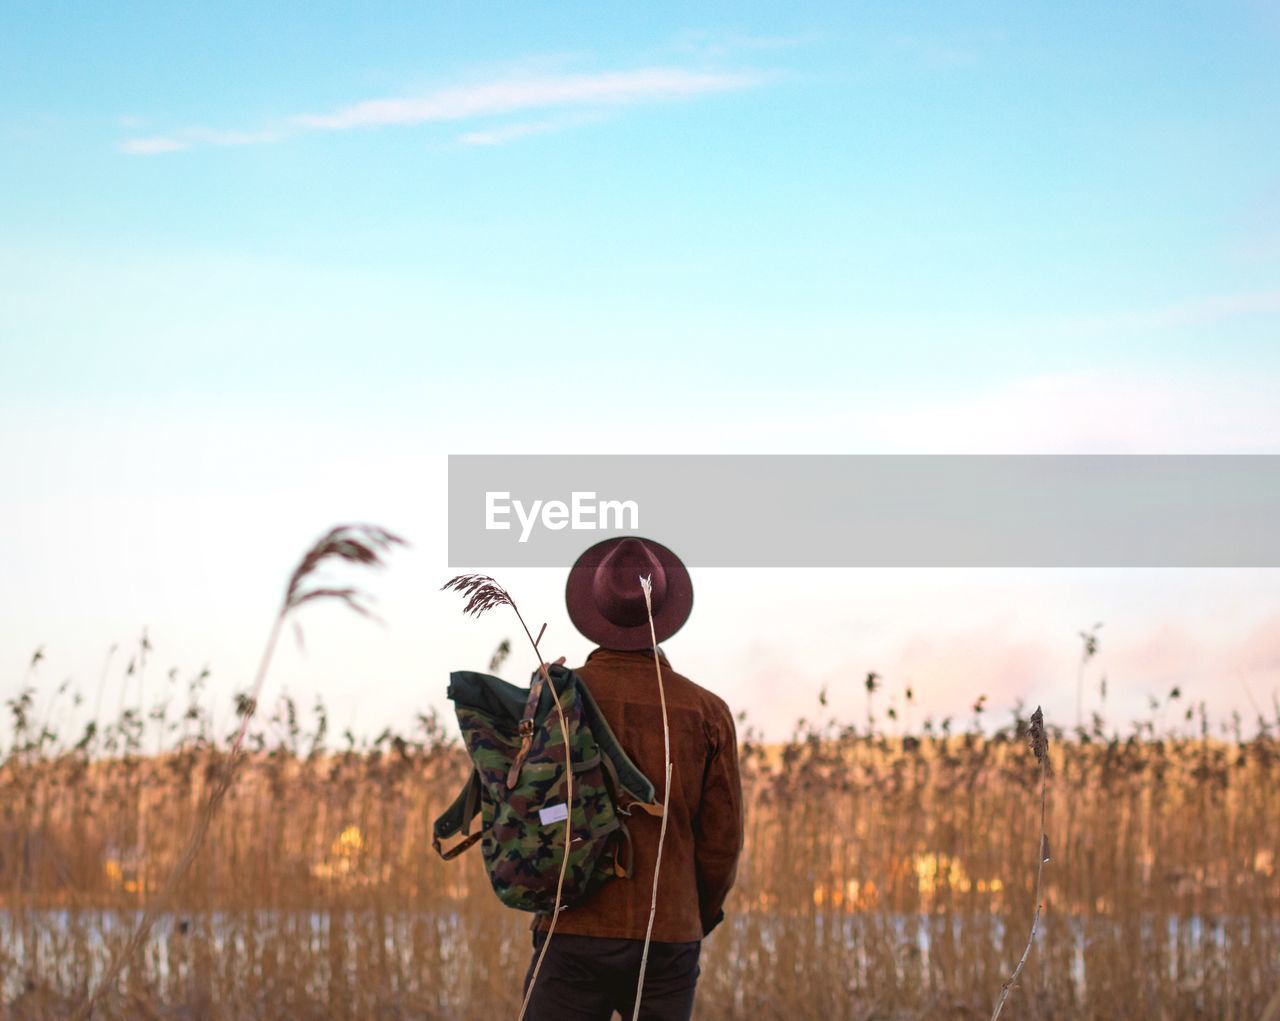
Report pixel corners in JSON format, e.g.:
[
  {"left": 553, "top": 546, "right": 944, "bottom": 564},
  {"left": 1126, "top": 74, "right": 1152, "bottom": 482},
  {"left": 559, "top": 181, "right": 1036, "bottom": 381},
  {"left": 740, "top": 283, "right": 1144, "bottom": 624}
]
[
  {"left": 990, "top": 706, "right": 1051, "bottom": 1021},
  {"left": 512, "top": 616, "right": 574, "bottom": 1021},
  {"left": 74, "top": 524, "right": 404, "bottom": 1020},
  {"left": 1076, "top": 624, "right": 1102, "bottom": 733},
  {"left": 72, "top": 613, "right": 284, "bottom": 1021},
  {"left": 631, "top": 574, "right": 672, "bottom": 1021},
  {"left": 442, "top": 575, "right": 574, "bottom": 1021}
]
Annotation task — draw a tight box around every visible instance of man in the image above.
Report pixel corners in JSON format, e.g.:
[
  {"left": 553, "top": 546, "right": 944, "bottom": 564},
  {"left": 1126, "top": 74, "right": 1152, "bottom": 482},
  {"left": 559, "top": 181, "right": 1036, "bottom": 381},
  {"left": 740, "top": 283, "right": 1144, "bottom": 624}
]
[{"left": 522, "top": 536, "right": 744, "bottom": 1021}]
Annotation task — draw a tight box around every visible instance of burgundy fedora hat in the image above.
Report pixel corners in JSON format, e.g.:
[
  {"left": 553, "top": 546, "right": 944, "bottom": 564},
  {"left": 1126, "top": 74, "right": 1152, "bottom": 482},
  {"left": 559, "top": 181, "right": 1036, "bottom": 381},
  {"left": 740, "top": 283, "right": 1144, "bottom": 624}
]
[{"left": 565, "top": 536, "right": 693, "bottom": 650}]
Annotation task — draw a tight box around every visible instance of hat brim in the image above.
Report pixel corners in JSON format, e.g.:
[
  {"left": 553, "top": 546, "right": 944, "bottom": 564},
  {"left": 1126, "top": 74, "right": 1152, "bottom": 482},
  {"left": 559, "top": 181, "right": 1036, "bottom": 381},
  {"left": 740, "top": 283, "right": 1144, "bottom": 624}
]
[{"left": 565, "top": 536, "right": 693, "bottom": 651}]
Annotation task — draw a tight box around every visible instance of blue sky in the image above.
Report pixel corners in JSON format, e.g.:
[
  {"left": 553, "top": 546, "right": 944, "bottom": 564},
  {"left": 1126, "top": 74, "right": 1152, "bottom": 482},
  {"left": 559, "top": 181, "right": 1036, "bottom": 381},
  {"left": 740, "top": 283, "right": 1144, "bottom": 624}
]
[{"left": 2, "top": 4, "right": 1279, "bottom": 741}]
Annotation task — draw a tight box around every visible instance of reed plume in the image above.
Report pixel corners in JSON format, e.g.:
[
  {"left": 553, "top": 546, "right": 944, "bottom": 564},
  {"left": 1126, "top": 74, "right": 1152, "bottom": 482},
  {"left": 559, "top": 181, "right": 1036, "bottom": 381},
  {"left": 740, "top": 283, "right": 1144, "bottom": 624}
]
[
  {"left": 440, "top": 574, "right": 574, "bottom": 1021},
  {"left": 72, "top": 523, "right": 405, "bottom": 1020}
]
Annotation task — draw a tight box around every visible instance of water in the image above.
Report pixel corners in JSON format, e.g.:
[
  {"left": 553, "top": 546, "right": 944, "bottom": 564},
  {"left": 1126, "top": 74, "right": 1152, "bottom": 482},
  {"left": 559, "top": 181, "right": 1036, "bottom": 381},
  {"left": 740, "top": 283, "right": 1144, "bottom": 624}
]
[{"left": 1, "top": 908, "right": 1269, "bottom": 1007}]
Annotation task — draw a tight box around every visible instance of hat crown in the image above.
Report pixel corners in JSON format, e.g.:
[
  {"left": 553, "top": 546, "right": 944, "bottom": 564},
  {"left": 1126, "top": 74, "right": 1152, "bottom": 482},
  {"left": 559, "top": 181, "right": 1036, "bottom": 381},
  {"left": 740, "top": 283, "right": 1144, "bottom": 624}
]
[
  {"left": 565, "top": 535, "right": 692, "bottom": 650},
  {"left": 591, "top": 538, "right": 667, "bottom": 628}
]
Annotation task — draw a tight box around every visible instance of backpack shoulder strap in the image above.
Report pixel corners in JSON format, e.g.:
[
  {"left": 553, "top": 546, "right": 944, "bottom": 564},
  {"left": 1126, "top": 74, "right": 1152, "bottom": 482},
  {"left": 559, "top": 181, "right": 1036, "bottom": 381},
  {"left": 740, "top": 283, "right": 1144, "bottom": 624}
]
[{"left": 431, "top": 768, "right": 484, "bottom": 860}]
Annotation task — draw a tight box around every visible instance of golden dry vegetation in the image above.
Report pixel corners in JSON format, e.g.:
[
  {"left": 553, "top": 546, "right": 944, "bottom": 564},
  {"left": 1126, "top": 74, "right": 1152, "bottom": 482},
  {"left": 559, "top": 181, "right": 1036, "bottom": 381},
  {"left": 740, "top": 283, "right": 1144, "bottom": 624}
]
[{"left": 2, "top": 671, "right": 1279, "bottom": 1021}]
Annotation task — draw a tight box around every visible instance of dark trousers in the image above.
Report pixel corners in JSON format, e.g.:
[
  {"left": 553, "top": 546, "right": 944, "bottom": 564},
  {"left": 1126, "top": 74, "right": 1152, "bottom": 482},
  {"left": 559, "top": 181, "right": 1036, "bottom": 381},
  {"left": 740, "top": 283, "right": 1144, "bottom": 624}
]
[{"left": 521, "top": 930, "right": 702, "bottom": 1020}]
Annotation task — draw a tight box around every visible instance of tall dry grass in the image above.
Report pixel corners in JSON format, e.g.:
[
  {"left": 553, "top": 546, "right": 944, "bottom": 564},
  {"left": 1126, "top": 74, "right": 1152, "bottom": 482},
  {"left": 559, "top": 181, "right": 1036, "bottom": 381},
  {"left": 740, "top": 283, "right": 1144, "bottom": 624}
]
[{"left": 2, "top": 656, "right": 1279, "bottom": 1020}]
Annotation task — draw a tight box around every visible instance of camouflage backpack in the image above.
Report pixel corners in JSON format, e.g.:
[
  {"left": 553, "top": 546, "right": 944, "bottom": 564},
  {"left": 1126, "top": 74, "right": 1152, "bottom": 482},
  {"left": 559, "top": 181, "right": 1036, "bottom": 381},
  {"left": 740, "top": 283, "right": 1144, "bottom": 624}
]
[{"left": 432, "top": 662, "right": 661, "bottom": 913}]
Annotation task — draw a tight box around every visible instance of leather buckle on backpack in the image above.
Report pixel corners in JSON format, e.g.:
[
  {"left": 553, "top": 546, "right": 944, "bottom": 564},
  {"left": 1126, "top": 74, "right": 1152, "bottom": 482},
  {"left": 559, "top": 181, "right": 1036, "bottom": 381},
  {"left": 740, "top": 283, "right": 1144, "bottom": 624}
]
[{"left": 507, "top": 723, "right": 536, "bottom": 789}]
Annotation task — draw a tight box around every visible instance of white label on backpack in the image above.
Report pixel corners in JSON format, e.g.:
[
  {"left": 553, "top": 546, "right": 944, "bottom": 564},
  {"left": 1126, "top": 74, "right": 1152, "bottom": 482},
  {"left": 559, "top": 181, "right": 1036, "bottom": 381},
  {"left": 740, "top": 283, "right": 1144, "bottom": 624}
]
[{"left": 538, "top": 803, "right": 569, "bottom": 825}]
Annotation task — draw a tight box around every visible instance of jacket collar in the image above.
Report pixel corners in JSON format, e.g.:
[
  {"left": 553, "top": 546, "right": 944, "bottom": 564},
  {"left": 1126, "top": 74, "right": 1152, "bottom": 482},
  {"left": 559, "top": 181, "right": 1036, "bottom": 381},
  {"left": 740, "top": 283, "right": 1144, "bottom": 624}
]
[{"left": 586, "top": 645, "right": 671, "bottom": 667}]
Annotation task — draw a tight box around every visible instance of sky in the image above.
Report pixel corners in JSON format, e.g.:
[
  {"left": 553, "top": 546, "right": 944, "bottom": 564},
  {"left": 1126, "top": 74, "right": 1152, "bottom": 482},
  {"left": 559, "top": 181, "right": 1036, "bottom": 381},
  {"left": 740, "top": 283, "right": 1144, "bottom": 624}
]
[{"left": 2, "top": 3, "right": 1279, "bottom": 745}]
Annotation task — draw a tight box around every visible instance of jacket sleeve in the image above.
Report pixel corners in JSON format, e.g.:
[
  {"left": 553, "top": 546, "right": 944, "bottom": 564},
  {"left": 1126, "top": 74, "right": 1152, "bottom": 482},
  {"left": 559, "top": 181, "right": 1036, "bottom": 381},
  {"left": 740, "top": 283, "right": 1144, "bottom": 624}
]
[{"left": 694, "top": 700, "right": 744, "bottom": 937}]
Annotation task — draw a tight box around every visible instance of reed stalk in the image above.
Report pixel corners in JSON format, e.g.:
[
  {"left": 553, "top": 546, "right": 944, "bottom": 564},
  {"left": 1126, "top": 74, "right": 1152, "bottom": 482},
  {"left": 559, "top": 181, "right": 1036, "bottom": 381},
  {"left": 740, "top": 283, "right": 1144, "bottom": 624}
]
[
  {"left": 990, "top": 705, "right": 1051, "bottom": 1021},
  {"left": 631, "top": 573, "right": 672, "bottom": 1021},
  {"left": 71, "top": 524, "right": 404, "bottom": 1020},
  {"left": 439, "top": 575, "right": 575, "bottom": 1021}
]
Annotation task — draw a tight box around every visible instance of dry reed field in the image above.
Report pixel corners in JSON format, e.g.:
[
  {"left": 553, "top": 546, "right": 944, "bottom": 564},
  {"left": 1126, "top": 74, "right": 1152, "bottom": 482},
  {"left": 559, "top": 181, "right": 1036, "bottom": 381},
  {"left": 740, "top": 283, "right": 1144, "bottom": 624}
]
[{"left": 2, "top": 666, "right": 1279, "bottom": 1021}]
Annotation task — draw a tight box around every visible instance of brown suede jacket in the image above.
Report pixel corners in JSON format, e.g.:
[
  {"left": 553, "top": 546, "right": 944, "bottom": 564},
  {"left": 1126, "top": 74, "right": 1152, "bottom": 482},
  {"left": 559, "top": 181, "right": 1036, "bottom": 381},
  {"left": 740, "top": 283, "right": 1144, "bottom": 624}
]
[{"left": 532, "top": 646, "right": 744, "bottom": 944}]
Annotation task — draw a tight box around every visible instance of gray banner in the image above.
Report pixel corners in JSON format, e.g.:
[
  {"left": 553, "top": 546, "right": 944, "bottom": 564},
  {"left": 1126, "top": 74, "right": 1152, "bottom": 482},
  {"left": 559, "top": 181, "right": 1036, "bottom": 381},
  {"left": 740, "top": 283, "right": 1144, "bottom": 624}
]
[{"left": 447, "top": 455, "right": 1280, "bottom": 567}]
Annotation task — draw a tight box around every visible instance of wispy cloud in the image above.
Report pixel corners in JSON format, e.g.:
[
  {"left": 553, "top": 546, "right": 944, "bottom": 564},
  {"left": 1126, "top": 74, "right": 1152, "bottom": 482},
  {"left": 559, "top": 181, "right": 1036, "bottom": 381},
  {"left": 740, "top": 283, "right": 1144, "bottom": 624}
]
[
  {"left": 121, "top": 126, "right": 284, "bottom": 154},
  {"left": 120, "top": 65, "right": 767, "bottom": 155},
  {"left": 458, "top": 112, "right": 605, "bottom": 147},
  {"left": 120, "top": 136, "right": 190, "bottom": 155}
]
